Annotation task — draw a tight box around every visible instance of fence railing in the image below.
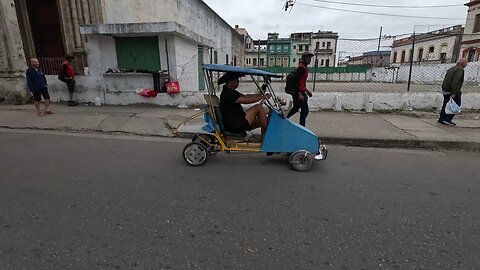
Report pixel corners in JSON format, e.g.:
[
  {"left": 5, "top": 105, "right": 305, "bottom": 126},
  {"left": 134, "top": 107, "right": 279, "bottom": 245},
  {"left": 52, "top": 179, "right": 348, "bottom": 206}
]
[
  {"left": 39, "top": 55, "right": 86, "bottom": 76},
  {"left": 38, "top": 57, "right": 64, "bottom": 75}
]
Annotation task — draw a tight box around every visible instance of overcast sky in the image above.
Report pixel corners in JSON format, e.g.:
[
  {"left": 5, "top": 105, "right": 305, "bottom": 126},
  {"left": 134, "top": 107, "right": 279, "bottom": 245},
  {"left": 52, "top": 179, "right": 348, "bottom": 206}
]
[{"left": 202, "top": 0, "right": 468, "bottom": 39}]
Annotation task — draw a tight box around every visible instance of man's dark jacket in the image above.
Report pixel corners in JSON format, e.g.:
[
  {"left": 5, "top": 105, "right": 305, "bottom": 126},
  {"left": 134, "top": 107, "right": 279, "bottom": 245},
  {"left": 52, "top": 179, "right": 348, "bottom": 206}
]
[{"left": 442, "top": 65, "right": 464, "bottom": 96}]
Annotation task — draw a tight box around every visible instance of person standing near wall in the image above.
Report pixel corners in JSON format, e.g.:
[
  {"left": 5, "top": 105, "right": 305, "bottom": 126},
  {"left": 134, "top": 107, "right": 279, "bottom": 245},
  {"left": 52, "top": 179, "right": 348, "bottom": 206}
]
[
  {"left": 286, "top": 52, "right": 314, "bottom": 127},
  {"left": 60, "top": 55, "right": 78, "bottom": 106},
  {"left": 26, "top": 58, "right": 53, "bottom": 116},
  {"left": 438, "top": 58, "right": 468, "bottom": 126}
]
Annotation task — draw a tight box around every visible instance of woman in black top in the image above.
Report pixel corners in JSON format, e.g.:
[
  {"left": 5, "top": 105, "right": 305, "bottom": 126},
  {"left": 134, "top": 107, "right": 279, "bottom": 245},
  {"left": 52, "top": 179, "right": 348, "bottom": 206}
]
[{"left": 219, "top": 72, "right": 270, "bottom": 135}]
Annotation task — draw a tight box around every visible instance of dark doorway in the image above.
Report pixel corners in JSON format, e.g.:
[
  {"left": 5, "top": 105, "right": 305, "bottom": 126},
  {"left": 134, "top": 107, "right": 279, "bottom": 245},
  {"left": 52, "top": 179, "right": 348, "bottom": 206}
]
[{"left": 26, "top": 0, "right": 64, "bottom": 57}]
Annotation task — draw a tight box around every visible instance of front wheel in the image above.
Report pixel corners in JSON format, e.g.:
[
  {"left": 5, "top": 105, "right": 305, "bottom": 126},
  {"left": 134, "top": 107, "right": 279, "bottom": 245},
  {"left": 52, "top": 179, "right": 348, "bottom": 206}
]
[
  {"left": 183, "top": 142, "right": 208, "bottom": 166},
  {"left": 289, "top": 151, "right": 313, "bottom": 171}
]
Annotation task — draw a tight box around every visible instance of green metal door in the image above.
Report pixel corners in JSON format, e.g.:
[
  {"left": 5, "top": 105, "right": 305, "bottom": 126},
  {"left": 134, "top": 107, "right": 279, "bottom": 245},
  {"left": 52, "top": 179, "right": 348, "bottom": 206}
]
[
  {"left": 115, "top": 37, "right": 161, "bottom": 72},
  {"left": 198, "top": 46, "right": 205, "bottom": 91}
]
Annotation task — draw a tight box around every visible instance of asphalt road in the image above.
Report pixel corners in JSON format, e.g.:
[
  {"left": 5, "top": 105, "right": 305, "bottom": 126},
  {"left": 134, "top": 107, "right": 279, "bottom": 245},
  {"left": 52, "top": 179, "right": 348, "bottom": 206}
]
[{"left": 1, "top": 130, "right": 480, "bottom": 270}]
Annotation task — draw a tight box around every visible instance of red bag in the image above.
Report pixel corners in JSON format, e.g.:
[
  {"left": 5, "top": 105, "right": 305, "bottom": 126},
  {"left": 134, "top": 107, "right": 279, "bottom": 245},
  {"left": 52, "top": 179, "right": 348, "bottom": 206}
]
[
  {"left": 137, "top": 88, "right": 158, "bottom": 97},
  {"left": 167, "top": 81, "right": 180, "bottom": 95}
]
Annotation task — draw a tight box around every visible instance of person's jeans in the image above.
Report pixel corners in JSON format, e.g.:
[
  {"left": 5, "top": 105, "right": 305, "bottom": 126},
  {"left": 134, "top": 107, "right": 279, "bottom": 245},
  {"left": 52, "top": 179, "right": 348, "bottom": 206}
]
[
  {"left": 287, "top": 92, "right": 309, "bottom": 126},
  {"left": 439, "top": 93, "right": 462, "bottom": 122}
]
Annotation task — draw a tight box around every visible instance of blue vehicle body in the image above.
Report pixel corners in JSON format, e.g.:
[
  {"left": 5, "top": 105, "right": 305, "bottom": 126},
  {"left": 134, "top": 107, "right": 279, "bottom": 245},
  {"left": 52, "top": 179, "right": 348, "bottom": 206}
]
[{"left": 261, "top": 110, "right": 319, "bottom": 153}]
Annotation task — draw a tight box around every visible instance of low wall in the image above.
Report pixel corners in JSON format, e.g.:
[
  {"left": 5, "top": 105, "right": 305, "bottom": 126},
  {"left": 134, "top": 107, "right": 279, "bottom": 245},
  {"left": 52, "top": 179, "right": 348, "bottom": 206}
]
[{"left": 42, "top": 74, "right": 480, "bottom": 111}]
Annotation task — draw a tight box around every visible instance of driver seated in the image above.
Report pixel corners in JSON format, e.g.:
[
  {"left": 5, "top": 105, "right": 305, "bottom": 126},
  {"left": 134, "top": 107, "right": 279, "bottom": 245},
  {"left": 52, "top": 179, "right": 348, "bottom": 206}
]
[{"left": 219, "top": 72, "right": 270, "bottom": 135}]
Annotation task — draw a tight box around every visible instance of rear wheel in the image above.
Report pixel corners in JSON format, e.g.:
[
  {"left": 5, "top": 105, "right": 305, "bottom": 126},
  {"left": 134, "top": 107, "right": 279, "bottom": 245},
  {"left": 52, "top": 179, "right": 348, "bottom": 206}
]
[
  {"left": 183, "top": 142, "right": 208, "bottom": 166},
  {"left": 289, "top": 151, "right": 313, "bottom": 171}
]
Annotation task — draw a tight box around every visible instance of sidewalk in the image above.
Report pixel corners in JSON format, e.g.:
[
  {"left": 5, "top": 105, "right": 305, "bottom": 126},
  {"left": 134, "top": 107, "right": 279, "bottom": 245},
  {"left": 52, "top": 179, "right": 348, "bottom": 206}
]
[{"left": 1, "top": 103, "right": 479, "bottom": 151}]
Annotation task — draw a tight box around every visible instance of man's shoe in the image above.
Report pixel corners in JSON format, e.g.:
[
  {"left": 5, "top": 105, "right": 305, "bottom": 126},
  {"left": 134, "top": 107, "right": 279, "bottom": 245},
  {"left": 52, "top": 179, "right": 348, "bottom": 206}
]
[
  {"left": 68, "top": 101, "right": 77, "bottom": 106},
  {"left": 447, "top": 121, "right": 456, "bottom": 126},
  {"left": 437, "top": 120, "right": 447, "bottom": 125}
]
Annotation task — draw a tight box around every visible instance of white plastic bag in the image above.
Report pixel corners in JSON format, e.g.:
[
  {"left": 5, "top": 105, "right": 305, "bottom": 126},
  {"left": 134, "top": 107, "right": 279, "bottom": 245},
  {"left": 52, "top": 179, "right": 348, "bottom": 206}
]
[{"left": 444, "top": 99, "right": 461, "bottom": 115}]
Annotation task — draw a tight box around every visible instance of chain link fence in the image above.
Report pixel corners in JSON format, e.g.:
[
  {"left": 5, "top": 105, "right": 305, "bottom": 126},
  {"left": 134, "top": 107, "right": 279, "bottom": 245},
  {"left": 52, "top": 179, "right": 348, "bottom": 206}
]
[{"left": 246, "top": 28, "right": 479, "bottom": 94}]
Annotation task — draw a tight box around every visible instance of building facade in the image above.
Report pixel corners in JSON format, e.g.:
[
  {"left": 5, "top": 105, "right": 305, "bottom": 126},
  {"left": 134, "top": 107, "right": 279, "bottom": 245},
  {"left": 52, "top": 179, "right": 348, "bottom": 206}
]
[
  {"left": 311, "top": 31, "right": 338, "bottom": 68},
  {"left": 391, "top": 25, "right": 463, "bottom": 65},
  {"left": 290, "top": 32, "right": 311, "bottom": 67},
  {"left": 0, "top": 0, "right": 243, "bottom": 104},
  {"left": 266, "top": 33, "right": 291, "bottom": 67},
  {"left": 461, "top": 0, "right": 480, "bottom": 62}
]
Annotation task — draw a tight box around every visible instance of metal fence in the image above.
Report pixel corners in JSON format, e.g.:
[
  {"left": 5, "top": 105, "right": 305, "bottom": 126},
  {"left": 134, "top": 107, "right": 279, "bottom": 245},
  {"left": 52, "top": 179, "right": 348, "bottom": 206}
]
[{"left": 253, "top": 31, "right": 479, "bottom": 93}]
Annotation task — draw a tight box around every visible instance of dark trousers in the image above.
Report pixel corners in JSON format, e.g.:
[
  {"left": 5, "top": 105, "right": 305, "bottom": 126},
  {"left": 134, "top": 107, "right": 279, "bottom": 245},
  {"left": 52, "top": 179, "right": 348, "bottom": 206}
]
[
  {"left": 439, "top": 93, "right": 462, "bottom": 122},
  {"left": 65, "top": 79, "right": 75, "bottom": 94},
  {"left": 287, "top": 92, "right": 309, "bottom": 126}
]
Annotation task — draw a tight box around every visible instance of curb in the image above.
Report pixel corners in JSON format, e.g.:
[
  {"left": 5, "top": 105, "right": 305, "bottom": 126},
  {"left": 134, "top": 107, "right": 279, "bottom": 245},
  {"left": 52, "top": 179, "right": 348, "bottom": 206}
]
[
  {"left": 322, "top": 137, "right": 480, "bottom": 152},
  {"left": 2, "top": 126, "right": 479, "bottom": 152}
]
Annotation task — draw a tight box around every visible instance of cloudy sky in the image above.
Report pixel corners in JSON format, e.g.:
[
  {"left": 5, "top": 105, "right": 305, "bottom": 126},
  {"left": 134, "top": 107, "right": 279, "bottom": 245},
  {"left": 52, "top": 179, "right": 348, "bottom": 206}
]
[{"left": 202, "top": 0, "right": 468, "bottom": 39}]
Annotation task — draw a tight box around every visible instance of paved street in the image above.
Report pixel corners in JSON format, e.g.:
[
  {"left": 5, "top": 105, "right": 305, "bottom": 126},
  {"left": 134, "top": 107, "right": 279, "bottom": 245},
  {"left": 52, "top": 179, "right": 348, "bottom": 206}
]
[{"left": 1, "top": 130, "right": 480, "bottom": 269}]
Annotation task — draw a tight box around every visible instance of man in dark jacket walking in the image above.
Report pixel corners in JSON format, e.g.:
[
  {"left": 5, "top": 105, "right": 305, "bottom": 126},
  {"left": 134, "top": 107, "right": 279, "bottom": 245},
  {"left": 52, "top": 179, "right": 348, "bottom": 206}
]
[
  {"left": 26, "top": 58, "right": 53, "bottom": 116},
  {"left": 438, "top": 58, "right": 467, "bottom": 126}
]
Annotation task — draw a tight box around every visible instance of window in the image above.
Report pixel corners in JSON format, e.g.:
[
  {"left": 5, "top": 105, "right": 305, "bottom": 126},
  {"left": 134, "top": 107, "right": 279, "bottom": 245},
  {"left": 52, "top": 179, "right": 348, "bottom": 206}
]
[
  {"left": 322, "top": 42, "right": 325, "bottom": 48},
  {"left": 293, "top": 58, "right": 296, "bottom": 63},
  {"left": 226, "top": 54, "right": 229, "bottom": 65},
  {"left": 440, "top": 53, "right": 447, "bottom": 63},
  {"left": 417, "top": 48, "right": 424, "bottom": 62},
  {"left": 253, "top": 58, "right": 257, "bottom": 66},
  {"left": 260, "top": 58, "right": 265, "bottom": 66},
  {"left": 305, "top": 45, "right": 309, "bottom": 52},
  {"left": 316, "top": 42, "right": 320, "bottom": 50},
  {"left": 214, "top": 51, "right": 218, "bottom": 64},
  {"left": 429, "top": 46, "right": 435, "bottom": 53},
  {"left": 284, "top": 45, "right": 288, "bottom": 51},
  {"left": 276, "top": 45, "right": 281, "bottom": 51},
  {"left": 283, "top": 57, "right": 288, "bottom": 67},
  {"left": 325, "top": 59, "right": 330, "bottom": 67},
  {"left": 298, "top": 45, "right": 303, "bottom": 52},
  {"left": 474, "top": 14, "right": 480, "bottom": 33},
  {"left": 276, "top": 57, "right": 281, "bottom": 66},
  {"left": 321, "top": 59, "right": 324, "bottom": 66},
  {"left": 393, "top": 52, "right": 397, "bottom": 63},
  {"left": 401, "top": 51, "right": 406, "bottom": 64},
  {"left": 293, "top": 45, "right": 296, "bottom": 50},
  {"left": 269, "top": 57, "right": 274, "bottom": 66},
  {"left": 327, "top": 42, "right": 331, "bottom": 49},
  {"left": 115, "top": 37, "right": 160, "bottom": 72}
]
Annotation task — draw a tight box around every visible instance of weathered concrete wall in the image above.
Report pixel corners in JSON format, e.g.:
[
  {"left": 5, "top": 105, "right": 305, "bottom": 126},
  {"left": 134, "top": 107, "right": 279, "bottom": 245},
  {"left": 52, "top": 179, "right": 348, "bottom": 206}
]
[
  {"left": 0, "top": 0, "right": 28, "bottom": 104},
  {"left": 102, "top": 0, "right": 234, "bottom": 65}
]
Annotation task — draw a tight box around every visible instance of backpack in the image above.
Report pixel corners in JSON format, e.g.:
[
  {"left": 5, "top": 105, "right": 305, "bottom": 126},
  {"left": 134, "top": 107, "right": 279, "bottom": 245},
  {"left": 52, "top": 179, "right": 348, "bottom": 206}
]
[
  {"left": 57, "top": 64, "right": 66, "bottom": 82},
  {"left": 284, "top": 70, "right": 297, "bottom": 95}
]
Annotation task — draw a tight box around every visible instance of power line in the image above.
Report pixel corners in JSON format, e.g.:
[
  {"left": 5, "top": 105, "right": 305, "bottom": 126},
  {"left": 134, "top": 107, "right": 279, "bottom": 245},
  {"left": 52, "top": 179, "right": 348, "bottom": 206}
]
[
  {"left": 310, "top": 0, "right": 464, "bottom": 9},
  {"left": 297, "top": 2, "right": 467, "bottom": 20}
]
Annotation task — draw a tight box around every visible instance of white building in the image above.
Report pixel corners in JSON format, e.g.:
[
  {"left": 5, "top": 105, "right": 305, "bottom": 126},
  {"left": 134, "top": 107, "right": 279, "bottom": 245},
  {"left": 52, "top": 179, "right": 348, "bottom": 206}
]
[
  {"left": 391, "top": 25, "right": 463, "bottom": 65},
  {"left": 311, "top": 31, "right": 338, "bottom": 68},
  {"left": 461, "top": 0, "right": 480, "bottom": 62},
  {"left": 79, "top": 0, "right": 243, "bottom": 98},
  {"left": 289, "top": 31, "right": 338, "bottom": 68}
]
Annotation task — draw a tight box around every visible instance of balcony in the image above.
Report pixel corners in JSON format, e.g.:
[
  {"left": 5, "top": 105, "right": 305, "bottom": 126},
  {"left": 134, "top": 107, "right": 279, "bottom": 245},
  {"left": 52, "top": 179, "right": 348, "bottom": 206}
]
[{"left": 314, "top": 48, "right": 334, "bottom": 54}]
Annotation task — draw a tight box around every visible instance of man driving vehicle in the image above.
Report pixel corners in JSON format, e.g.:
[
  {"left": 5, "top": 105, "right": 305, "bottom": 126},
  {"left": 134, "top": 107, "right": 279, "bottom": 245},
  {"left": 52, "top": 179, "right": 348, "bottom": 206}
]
[{"left": 219, "top": 72, "right": 271, "bottom": 135}]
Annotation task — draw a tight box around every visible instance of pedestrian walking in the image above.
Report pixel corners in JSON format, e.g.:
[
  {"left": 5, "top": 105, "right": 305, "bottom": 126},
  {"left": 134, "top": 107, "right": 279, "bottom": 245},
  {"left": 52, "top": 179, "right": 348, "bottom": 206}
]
[
  {"left": 26, "top": 58, "right": 53, "bottom": 116},
  {"left": 286, "top": 52, "right": 314, "bottom": 127},
  {"left": 438, "top": 58, "right": 468, "bottom": 126},
  {"left": 59, "top": 54, "right": 78, "bottom": 106}
]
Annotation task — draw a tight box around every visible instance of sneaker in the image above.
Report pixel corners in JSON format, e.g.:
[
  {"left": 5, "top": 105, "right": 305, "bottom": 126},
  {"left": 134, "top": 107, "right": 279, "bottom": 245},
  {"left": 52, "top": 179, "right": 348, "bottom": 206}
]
[
  {"left": 437, "top": 120, "right": 447, "bottom": 125},
  {"left": 447, "top": 121, "right": 456, "bottom": 126}
]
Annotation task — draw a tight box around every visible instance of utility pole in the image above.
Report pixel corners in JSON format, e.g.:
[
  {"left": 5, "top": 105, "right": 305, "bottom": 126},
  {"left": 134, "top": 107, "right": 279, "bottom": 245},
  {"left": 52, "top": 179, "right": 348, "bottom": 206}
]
[
  {"left": 377, "top": 26, "right": 382, "bottom": 53},
  {"left": 313, "top": 52, "right": 318, "bottom": 92},
  {"left": 407, "top": 31, "right": 415, "bottom": 92},
  {"left": 257, "top": 39, "right": 261, "bottom": 68}
]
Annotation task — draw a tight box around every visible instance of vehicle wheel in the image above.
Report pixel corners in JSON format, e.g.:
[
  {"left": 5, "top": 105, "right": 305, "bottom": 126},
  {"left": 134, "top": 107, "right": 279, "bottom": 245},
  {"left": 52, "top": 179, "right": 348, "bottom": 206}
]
[
  {"left": 183, "top": 142, "right": 208, "bottom": 166},
  {"left": 192, "top": 135, "right": 217, "bottom": 151},
  {"left": 289, "top": 151, "right": 313, "bottom": 171}
]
